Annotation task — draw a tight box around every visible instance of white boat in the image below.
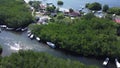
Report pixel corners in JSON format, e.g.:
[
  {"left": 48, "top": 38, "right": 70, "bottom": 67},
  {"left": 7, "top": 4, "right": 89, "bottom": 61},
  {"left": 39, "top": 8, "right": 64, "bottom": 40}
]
[
  {"left": 103, "top": 58, "right": 109, "bottom": 66},
  {"left": 36, "top": 37, "right": 40, "bottom": 41},
  {"left": 21, "top": 27, "right": 28, "bottom": 31},
  {"left": 27, "top": 30, "right": 31, "bottom": 34},
  {"left": 46, "top": 42, "right": 56, "bottom": 48},
  {"left": 27, "top": 33, "right": 31, "bottom": 37},
  {"left": 30, "top": 34, "right": 34, "bottom": 39},
  {"left": 115, "top": 58, "right": 120, "bottom": 68},
  {"left": 0, "top": 25, "right": 7, "bottom": 28},
  {"left": 6, "top": 27, "right": 14, "bottom": 30}
]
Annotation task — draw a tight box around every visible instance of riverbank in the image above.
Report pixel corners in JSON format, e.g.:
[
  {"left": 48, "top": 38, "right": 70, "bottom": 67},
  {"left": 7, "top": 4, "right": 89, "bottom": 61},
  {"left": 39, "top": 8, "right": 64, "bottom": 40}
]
[{"left": 0, "top": 30, "right": 117, "bottom": 68}]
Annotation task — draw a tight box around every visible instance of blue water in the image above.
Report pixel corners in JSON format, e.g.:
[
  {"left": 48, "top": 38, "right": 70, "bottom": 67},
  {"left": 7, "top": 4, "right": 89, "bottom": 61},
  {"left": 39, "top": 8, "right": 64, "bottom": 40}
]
[{"left": 40, "top": 0, "right": 120, "bottom": 10}]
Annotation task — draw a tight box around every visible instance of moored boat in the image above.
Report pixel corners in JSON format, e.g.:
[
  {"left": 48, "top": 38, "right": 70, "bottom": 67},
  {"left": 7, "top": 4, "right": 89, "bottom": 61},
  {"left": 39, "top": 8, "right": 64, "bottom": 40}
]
[
  {"left": 36, "top": 37, "right": 40, "bottom": 41},
  {"left": 30, "top": 34, "right": 34, "bottom": 39},
  {"left": 21, "top": 27, "right": 28, "bottom": 31},
  {"left": 0, "top": 25, "right": 7, "bottom": 28},
  {"left": 27, "top": 33, "right": 31, "bottom": 37},
  {"left": 46, "top": 42, "right": 56, "bottom": 48},
  {"left": 115, "top": 58, "right": 120, "bottom": 68},
  {"left": 6, "top": 27, "right": 14, "bottom": 31},
  {"left": 103, "top": 57, "right": 109, "bottom": 66},
  {"left": 27, "top": 30, "right": 31, "bottom": 34}
]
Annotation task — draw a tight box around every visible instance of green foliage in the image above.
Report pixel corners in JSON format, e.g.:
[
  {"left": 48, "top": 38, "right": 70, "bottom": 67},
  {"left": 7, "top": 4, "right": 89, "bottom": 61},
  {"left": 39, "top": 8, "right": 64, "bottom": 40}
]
[
  {"left": 69, "top": 8, "right": 74, "bottom": 13},
  {"left": 0, "top": 50, "right": 98, "bottom": 68},
  {"left": 87, "top": 2, "right": 102, "bottom": 11},
  {"left": 29, "top": 1, "right": 41, "bottom": 11},
  {"left": 30, "top": 17, "right": 120, "bottom": 58},
  {"left": 56, "top": 13, "right": 65, "bottom": 19},
  {"left": 107, "top": 7, "right": 120, "bottom": 15},
  {"left": 46, "top": 5, "right": 56, "bottom": 12},
  {"left": 57, "top": 0, "right": 64, "bottom": 5},
  {"left": 85, "top": 3, "right": 90, "bottom": 8},
  {"left": 0, "top": 0, "right": 33, "bottom": 28},
  {"left": 81, "top": 13, "right": 95, "bottom": 20},
  {"left": 102, "top": 5, "right": 109, "bottom": 12}
]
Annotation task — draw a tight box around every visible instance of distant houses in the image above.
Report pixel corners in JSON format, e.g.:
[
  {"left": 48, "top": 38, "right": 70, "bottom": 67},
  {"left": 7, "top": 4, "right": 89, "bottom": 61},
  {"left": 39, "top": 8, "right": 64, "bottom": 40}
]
[
  {"left": 115, "top": 18, "right": 120, "bottom": 23},
  {"left": 59, "top": 8, "right": 80, "bottom": 17}
]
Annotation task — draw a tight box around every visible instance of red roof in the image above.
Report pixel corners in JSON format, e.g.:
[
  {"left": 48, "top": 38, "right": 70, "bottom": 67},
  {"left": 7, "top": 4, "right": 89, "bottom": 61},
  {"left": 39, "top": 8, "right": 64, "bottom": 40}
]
[{"left": 115, "top": 18, "right": 120, "bottom": 23}]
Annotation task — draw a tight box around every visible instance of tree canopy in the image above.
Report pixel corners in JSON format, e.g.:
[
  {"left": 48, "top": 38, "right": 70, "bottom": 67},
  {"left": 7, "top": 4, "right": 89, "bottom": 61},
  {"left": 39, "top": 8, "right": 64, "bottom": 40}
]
[
  {"left": 0, "top": 0, "right": 33, "bottom": 28},
  {"left": 86, "top": 2, "right": 102, "bottom": 11},
  {"left": 0, "top": 50, "right": 98, "bottom": 68},
  {"left": 29, "top": 15, "right": 120, "bottom": 58},
  {"left": 102, "top": 5, "right": 109, "bottom": 12},
  {"left": 107, "top": 7, "right": 120, "bottom": 15},
  {"left": 57, "top": 0, "right": 64, "bottom": 5}
]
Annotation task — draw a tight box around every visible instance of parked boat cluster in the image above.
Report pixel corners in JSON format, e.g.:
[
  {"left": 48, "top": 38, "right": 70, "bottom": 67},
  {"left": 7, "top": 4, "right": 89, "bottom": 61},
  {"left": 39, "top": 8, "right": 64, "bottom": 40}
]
[
  {"left": 103, "top": 58, "right": 120, "bottom": 68},
  {"left": 27, "top": 30, "right": 56, "bottom": 48},
  {"left": 0, "top": 25, "right": 28, "bottom": 32}
]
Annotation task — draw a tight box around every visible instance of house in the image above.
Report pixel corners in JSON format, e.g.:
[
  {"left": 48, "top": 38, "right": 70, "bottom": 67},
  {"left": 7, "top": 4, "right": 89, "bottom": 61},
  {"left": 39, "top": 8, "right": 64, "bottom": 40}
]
[
  {"left": 40, "top": 4, "right": 47, "bottom": 10},
  {"left": 69, "top": 11, "right": 80, "bottom": 17},
  {"left": 59, "top": 8, "right": 69, "bottom": 13},
  {"left": 115, "top": 18, "right": 120, "bottom": 23}
]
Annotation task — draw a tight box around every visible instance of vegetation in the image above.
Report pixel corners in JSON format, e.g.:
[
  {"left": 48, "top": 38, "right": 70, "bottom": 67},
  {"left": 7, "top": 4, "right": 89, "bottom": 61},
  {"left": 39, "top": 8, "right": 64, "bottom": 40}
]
[
  {"left": 0, "top": 0, "right": 33, "bottom": 28},
  {"left": 102, "top": 5, "right": 109, "bottom": 12},
  {"left": 0, "top": 50, "right": 98, "bottom": 68},
  {"left": 46, "top": 5, "right": 56, "bottom": 12},
  {"left": 0, "top": 45, "right": 2, "bottom": 55},
  {"left": 29, "top": 1, "right": 41, "bottom": 11},
  {"left": 107, "top": 7, "right": 120, "bottom": 15},
  {"left": 29, "top": 14, "right": 120, "bottom": 58},
  {"left": 86, "top": 2, "right": 102, "bottom": 11},
  {"left": 69, "top": 8, "right": 74, "bottom": 13},
  {"left": 57, "top": 0, "right": 64, "bottom": 5}
]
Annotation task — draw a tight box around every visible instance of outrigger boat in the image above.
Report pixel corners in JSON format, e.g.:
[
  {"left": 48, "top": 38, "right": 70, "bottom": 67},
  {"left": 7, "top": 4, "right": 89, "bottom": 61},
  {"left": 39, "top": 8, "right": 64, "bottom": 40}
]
[
  {"left": 115, "top": 58, "right": 120, "bottom": 68},
  {"left": 103, "top": 58, "right": 109, "bottom": 66},
  {"left": 46, "top": 42, "right": 56, "bottom": 48},
  {"left": 36, "top": 37, "right": 40, "bottom": 41}
]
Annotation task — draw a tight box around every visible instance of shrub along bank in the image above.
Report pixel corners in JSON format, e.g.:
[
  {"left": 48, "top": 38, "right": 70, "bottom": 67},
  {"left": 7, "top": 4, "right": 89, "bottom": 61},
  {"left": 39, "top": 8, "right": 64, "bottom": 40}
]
[
  {"left": 0, "top": 0, "right": 33, "bottom": 28},
  {"left": 29, "top": 15, "right": 120, "bottom": 59}
]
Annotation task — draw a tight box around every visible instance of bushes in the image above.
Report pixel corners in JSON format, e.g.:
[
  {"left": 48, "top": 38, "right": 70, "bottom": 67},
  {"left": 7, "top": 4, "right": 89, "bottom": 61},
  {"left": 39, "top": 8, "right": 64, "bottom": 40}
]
[
  {"left": 102, "top": 5, "right": 109, "bottom": 12},
  {"left": 57, "top": 0, "right": 64, "bottom": 5},
  {"left": 0, "top": 50, "right": 98, "bottom": 68},
  {"left": 107, "top": 7, "right": 120, "bottom": 15},
  {"left": 30, "top": 16, "right": 120, "bottom": 58},
  {"left": 0, "top": 0, "right": 33, "bottom": 28},
  {"left": 86, "top": 2, "right": 102, "bottom": 11}
]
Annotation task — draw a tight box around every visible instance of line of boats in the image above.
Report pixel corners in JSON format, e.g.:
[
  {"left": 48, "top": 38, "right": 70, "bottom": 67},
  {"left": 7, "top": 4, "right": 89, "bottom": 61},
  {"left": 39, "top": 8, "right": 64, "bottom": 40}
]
[
  {"left": 103, "top": 57, "right": 120, "bottom": 68},
  {"left": 27, "top": 30, "right": 56, "bottom": 48},
  {"left": 0, "top": 25, "right": 28, "bottom": 31}
]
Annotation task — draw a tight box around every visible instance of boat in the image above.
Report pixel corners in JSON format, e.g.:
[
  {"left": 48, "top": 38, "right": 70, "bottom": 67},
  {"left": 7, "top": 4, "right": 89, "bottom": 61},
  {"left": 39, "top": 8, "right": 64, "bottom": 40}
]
[
  {"left": 21, "top": 27, "right": 28, "bottom": 31},
  {"left": 103, "top": 58, "right": 109, "bottom": 66},
  {"left": 46, "top": 42, "right": 56, "bottom": 48},
  {"left": 27, "top": 33, "right": 31, "bottom": 37},
  {"left": 27, "top": 30, "right": 31, "bottom": 34},
  {"left": 36, "top": 37, "right": 40, "bottom": 41},
  {"left": 115, "top": 58, "right": 120, "bottom": 68},
  {"left": 30, "top": 34, "right": 34, "bottom": 39},
  {"left": 16, "top": 28, "right": 22, "bottom": 31},
  {"left": 0, "top": 25, "right": 7, "bottom": 28},
  {"left": 6, "top": 27, "right": 14, "bottom": 30}
]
